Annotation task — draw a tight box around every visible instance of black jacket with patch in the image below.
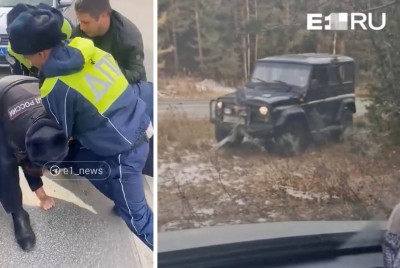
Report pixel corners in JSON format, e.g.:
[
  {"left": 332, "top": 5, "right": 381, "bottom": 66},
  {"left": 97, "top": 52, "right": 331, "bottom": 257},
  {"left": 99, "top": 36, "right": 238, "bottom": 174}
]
[
  {"left": 0, "top": 76, "right": 45, "bottom": 192},
  {"left": 71, "top": 10, "right": 147, "bottom": 84}
]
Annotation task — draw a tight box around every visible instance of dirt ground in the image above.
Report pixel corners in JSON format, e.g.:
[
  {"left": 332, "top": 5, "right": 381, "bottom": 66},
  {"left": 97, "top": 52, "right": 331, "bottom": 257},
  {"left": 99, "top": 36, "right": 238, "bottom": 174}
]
[{"left": 158, "top": 115, "right": 400, "bottom": 232}]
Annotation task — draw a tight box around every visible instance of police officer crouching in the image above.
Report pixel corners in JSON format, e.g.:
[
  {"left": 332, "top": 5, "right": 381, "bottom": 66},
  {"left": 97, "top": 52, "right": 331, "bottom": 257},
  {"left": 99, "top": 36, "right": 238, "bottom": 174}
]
[{"left": 0, "top": 76, "right": 69, "bottom": 251}]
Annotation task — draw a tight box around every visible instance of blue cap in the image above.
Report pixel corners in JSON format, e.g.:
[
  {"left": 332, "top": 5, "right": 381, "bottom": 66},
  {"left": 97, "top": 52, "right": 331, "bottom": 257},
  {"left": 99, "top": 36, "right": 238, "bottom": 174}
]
[{"left": 8, "top": 9, "right": 63, "bottom": 55}]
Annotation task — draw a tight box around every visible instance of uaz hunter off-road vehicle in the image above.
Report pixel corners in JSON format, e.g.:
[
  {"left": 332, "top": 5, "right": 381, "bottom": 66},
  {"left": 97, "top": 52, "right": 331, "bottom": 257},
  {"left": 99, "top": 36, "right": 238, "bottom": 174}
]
[{"left": 210, "top": 53, "right": 356, "bottom": 156}]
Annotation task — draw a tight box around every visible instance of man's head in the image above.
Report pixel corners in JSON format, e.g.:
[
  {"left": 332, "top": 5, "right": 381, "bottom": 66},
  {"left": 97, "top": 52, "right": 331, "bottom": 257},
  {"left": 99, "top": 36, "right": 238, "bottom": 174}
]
[
  {"left": 75, "top": 0, "right": 112, "bottom": 37},
  {"left": 25, "top": 117, "right": 69, "bottom": 168},
  {"left": 8, "top": 9, "right": 63, "bottom": 69},
  {"left": 23, "top": 50, "right": 53, "bottom": 71}
]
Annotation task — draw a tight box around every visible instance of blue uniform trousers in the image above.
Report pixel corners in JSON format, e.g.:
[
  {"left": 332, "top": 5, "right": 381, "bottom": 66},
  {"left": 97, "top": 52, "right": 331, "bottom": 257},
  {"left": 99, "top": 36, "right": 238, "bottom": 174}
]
[
  {"left": 133, "top": 81, "right": 153, "bottom": 177},
  {"left": 63, "top": 141, "right": 153, "bottom": 250}
]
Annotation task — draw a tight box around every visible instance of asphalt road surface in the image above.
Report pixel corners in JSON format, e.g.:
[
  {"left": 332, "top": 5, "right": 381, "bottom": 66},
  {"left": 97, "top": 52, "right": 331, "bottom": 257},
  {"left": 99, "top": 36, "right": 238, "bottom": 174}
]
[
  {"left": 111, "top": 0, "right": 154, "bottom": 82},
  {"left": 0, "top": 1, "right": 154, "bottom": 267}
]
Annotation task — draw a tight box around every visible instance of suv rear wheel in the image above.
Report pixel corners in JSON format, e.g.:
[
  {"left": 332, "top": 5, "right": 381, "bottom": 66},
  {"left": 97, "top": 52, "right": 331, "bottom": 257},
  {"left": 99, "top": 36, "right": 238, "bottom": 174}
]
[{"left": 332, "top": 108, "right": 353, "bottom": 142}]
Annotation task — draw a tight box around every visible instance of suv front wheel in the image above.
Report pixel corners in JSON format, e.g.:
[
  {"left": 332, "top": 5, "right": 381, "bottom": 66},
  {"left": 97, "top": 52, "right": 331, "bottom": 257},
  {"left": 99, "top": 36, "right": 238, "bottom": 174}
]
[{"left": 274, "top": 121, "right": 309, "bottom": 157}]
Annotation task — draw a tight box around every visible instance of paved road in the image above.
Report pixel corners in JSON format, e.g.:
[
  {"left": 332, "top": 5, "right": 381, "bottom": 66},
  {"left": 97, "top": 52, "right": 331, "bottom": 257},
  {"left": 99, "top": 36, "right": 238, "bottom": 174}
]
[
  {"left": 159, "top": 99, "right": 212, "bottom": 118},
  {"left": 0, "top": 173, "right": 145, "bottom": 268},
  {"left": 0, "top": 1, "right": 154, "bottom": 267},
  {"left": 159, "top": 98, "right": 370, "bottom": 118},
  {"left": 111, "top": 0, "right": 154, "bottom": 82}
]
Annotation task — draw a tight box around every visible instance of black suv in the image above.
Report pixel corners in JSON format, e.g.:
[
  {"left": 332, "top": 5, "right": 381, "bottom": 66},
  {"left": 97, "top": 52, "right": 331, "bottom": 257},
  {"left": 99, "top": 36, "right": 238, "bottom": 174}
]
[{"left": 209, "top": 53, "right": 356, "bottom": 156}]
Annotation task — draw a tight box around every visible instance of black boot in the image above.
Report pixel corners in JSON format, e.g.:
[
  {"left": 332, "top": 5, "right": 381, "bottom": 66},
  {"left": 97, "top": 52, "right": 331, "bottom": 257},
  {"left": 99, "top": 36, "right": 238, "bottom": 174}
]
[
  {"left": 112, "top": 205, "right": 121, "bottom": 217},
  {"left": 12, "top": 209, "right": 36, "bottom": 252}
]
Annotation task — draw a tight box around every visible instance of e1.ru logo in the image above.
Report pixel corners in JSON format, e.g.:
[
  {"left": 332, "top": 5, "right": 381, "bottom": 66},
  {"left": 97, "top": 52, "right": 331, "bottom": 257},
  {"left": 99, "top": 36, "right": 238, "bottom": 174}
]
[{"left": 307, "top": 12, "right": 386, "bottom": 31}]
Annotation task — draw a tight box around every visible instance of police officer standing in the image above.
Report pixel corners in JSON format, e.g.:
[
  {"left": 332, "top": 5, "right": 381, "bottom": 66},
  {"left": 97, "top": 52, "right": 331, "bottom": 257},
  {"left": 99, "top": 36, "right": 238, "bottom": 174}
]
[
  {"left": 0, "top": 76, "right": 69, "bottom": 251},
  {"left": 9, "top": 8, "right": 154, "bottom": 250},
  {"left": 6, "top": 3, "right": 73, "bottom": 77}
]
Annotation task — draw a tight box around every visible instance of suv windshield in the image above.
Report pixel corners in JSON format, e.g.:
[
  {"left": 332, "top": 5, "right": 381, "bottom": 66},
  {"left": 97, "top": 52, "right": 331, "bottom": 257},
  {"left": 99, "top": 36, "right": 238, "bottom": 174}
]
[
  {"left": 250, "top": 62, "right": 311, "bottom": 88},
  {"left": 0, "top": 0, "right": 54, "bottom": 7}
]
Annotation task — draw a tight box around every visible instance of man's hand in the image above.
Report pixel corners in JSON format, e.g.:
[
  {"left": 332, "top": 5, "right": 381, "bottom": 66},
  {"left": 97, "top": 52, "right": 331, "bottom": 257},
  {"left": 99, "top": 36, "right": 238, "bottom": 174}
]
[
  {"left": 39, "top": 195, "right": 55, "bottom": 210},
  {"left": 35, "top": 187, "right": 55, "bottom": 210}
]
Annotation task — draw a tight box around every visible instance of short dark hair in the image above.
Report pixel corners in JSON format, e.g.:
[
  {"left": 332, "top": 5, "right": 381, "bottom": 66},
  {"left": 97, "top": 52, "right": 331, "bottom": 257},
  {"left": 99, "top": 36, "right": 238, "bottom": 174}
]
[{"left": 74, "top": 0, "right": 112, "bottom": 19}]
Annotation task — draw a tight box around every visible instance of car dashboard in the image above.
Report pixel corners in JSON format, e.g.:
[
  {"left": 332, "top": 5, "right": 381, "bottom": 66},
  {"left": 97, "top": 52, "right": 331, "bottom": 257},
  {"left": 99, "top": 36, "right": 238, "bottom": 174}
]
[{"left": 159, "top": 230, "right": 386, "bottom": 268}]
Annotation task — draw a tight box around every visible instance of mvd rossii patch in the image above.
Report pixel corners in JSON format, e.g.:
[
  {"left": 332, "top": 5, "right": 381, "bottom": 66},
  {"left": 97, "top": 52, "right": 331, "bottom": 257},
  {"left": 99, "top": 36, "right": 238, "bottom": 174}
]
[{"left": 8, "top": 96, "right": 42, "bottom": 120}]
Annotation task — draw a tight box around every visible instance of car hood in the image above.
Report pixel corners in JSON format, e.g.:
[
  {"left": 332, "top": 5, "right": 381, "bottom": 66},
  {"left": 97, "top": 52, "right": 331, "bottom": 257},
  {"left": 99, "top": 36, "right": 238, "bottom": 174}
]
[
  {"left": 219, "top": 86, "right": 302, "bottom": 105},
  {"left": 0, "top": 7, "right": 13, "bottom": 34},
  {"left": 158, "top": 220, "right": 386, "bottom": 252}
]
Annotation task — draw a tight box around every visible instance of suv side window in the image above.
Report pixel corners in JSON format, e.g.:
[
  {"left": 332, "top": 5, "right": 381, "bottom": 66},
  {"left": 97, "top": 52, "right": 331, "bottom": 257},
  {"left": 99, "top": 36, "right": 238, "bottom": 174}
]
[
  {"left": 311, "top": 66, "right": 329, "bottom": 87},
  {"left": 328, "top": 66, "right": 341, "bottom": 85},
  {"left": 308, "top": 66, "right": 330, "bottom": 100},
  {"left": 339, "top": 63, "right": 355, "bottom": 84}
]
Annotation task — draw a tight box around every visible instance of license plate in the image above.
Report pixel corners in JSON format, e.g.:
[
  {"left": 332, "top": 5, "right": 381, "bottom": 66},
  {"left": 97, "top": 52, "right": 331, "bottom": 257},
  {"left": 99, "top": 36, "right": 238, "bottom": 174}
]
[
  {"left": 223, "top": 115, "right": 245, "bottom": 125},
  {"left": 0, "top": 46, "right": 7, "bottom": 56}
]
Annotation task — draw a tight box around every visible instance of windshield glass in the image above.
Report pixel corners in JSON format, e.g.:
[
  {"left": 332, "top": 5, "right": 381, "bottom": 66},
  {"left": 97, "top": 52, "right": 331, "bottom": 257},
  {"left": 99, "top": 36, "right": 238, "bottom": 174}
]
[
  {"left": 0, "top": 0, "right": 54, "bottom": 7},
  {"left": 250, "top": 62, "right": 311, "bottom": 87}
]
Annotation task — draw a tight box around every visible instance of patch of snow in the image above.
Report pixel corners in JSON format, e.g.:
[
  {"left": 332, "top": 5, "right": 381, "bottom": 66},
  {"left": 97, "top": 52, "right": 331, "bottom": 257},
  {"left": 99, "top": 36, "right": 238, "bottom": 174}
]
[
  {"left": 159, "top": 150, "right": 250, "bottom": 189},
  {"left": 233, "top": 166, "right": 244, "bottom": 172},
  {"left": 196, "top": 208, "right": 215, "bottom": 215},
  {"left": 158, "top": 176, "right": 173, "bottom": 187},
  {"left": 257, "top": 218, "right": 267, "bottom": 222},
  {"left": 218, "top": 195, "right": 232, "bottom": 203},
  {"left": 200, "top": 220, "right": 215, "bottom": 227},
  {"left": 195, "top": 79, "right": 235, "bottom": 93},
  {"left": 274, "top": 185, "right": 333, "bottom": 201},
  {"left": 268, "top": 212, "right": 278, "bottom": 218},
  {"left": 161, "top": 221, "right": 182, "bottom": 231},
  {"left": 235, "top": 199, "right": 246, "bottom": 205},
  {"left": 157, "top": 90, "right": 170, "bottom": 98},
  {"left": 193, "top": 220, "right": 215, "bottom": 228},
  {"left": 292, "top": 172, "right": 305, "bottom": 179},
  {"left": 181, "top": 154, "right": 201, "bottom": 162},
  {"left": 158, "top": 159, "right": 218, "bottom": 186},
  {"left": 286, "top": 188, "right": 314, "bottom": 200}
]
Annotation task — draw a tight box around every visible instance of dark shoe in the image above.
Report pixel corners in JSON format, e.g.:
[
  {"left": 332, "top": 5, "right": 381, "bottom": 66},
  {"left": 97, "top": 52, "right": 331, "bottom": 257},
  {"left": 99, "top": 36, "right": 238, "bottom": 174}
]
[
  {"left": 12, "top": 209, "right": 36, "bottom": 252},
  {"left": 112, "top": 205, "right": 121, "bottom": 217}
]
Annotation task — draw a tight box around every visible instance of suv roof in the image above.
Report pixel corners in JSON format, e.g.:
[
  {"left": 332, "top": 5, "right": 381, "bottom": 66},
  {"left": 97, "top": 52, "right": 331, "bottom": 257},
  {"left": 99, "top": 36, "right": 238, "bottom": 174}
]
[{"left": 258, "top": 53, "right": 354, "bottom": 65}]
